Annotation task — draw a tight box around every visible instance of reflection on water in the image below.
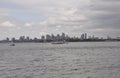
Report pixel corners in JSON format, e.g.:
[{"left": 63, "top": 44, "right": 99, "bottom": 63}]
[{"left": 0, "top": 42, "right": 120, "bottom": 78}]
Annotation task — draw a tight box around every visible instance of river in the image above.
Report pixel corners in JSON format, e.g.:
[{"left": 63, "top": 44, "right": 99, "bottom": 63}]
[{"left": 0, "top": 42, "right": 120, "bottom": 78}]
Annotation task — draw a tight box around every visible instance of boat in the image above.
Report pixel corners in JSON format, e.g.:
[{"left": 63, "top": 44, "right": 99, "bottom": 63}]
[
  {"left": 10, "top": 42, "right": 15, "bottom": 46},
  {"left": 51, "top": 40, "right": 68, "bottom": 44}
]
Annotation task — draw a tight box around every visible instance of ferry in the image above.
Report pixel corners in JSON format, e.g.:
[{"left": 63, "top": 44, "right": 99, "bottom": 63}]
[{"left": 51, "top": 40, "right": 68, "bottom": 44}]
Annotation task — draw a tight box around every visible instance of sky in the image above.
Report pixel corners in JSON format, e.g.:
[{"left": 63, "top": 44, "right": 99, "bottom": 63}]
[{"left": 0, "top": 0, "right": 120, "bottom": 39}]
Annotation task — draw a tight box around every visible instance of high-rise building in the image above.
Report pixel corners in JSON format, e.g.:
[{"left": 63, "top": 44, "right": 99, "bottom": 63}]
[
  {"left": 51, "top": 34, "right": 55, "bottom": 40},
  {"left": 46, "top": 34, "right": 52, "bottom": 41},
  {"left": 19, "top": 36, "right": 25, "bottom": 41},
  {"left": 81, "top": 34, "right": 84, "bottom": 40},
  {"left": 56, "top": 34, "right": 60, "bottom": 40},
  {"left": 6, "top": 37, "right": 9, "bottom": 41},
  {"left": 11, "top": 37, "right": 16, "bottom": 42},
  {"left": 84, "top": 33, "right": 87, "bottom": 39},
  {"left": 41, "top": 35, "right": 45, "bottom": 40},
  {"left": 26, "top": 36, "right": 30, "bottom": 41},
  {"left": 61, "top": 32, "right": 66, "bottom": 40}
]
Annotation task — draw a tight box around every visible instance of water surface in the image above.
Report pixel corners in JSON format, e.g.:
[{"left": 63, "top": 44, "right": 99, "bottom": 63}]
[{"left": 0, "top": 42, "right": 120, "bottom": 78}]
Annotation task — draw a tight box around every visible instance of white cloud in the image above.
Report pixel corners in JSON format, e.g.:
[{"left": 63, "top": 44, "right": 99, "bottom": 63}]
[
  {"left": 0, "top": 0, "right": 120, "bottom": 38},
  {"left": 0, "top": 21, "right": 16, "bottom": 27},
  {"left": 39, "top": 7, "right": 87, "bottom": 27},
  {"left": 24, "top": 22, "right": 33, "bottom": 27}
]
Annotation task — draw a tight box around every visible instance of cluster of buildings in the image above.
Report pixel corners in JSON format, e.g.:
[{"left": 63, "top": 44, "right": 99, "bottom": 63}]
[
  {"left": 1, "top": 33, "right": 70, "bottom": 42},
  {"left": 0, "top": 33, "right": 120, "bottom": 43},
  {"left": 41, "top": 33, "right": 69, "bottom": 41}
]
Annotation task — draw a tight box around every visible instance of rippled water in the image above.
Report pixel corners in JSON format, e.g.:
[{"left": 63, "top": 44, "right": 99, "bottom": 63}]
[{"left": 0, "top": 42, "right": 120, "bottom": 78}]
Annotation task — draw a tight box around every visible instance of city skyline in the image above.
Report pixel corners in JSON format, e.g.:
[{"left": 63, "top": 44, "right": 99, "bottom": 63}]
[
  {"left": 0, "top": 33, "right": 92, "bottom": 41},
  {"left": 0, "top": 32, "right": 120, "bottom": 43},
  {"left": 0, "top": 32, "right": 119, "bottom": 41},
  {"left": 0, "top": 0, "right": 120, "bottom": 39}
]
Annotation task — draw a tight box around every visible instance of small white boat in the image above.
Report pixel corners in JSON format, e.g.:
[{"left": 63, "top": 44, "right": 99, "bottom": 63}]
[
  {"left": 10, "top": 42, "right": 15, "bottom": 46},
  {"left": 51, "top": 41, "right": 67, "bottom": 44}
]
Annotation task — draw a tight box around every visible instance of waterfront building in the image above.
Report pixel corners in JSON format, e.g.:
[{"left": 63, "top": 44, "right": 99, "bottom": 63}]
[
  {"left": 81, "top": 34, "right": 85, "bottom": 40},
  {"left": 84, "top": 33, "right": 87, "bottom": 39},
  {"left": 46, "top": 34, "right": 52, "bottom": 41}
]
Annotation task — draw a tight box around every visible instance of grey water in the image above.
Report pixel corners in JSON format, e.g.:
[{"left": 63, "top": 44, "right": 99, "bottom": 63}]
[{"left": 0, "top": 42, "right": 120, "bottom": 78}]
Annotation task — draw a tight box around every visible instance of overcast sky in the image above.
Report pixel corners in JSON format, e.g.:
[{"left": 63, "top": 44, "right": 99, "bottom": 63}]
[{"left": 0, "top": 0, "right": 120, "bottom": 39}]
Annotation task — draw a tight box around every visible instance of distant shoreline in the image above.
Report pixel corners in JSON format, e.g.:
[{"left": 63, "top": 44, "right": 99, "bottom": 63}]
[{"left": 0, "top": 40, "right": 120, "bottom": 43}]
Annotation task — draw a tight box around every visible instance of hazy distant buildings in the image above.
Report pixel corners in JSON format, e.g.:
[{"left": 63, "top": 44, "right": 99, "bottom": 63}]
[
  {"left": 61, "top": 33, "right": 66, "bottom": 40},
  {"left": 84, "top": 33, "right": 87, "bottom": 39},
  {"left": 19, "top": 36, "right": 25, "bottom": 41},
  {"left": 46, "top": 34, "right": 52, "bottom": 41},
  {"left": 117, "top": 37, "right": 120, "bottom": 39},
  {"left": 26, "top": 36, "right": 30, "bottom": 41},
  {"left": 44, "top": 33, "right": 69, "bottom": 41},
  {"left": 12, "top": 37, "right": 16, "bottom": 42},
  {"left": 0, "top": 32, "right": 119, "bottom": 43},
  {"left": 81, "top": 33, "right": 87, "bottom": 40},
  {"left": 107, "top": 35, "right": 112, "bottom": 40},
  {"left": 6, "top": 37, "right": 10, "bottom": 41},
  {"left": 41, "top": 35, "right": 45, "bottom": 40}
]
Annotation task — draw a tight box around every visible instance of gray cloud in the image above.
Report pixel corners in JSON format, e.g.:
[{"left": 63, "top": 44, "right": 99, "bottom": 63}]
[
  {"left": 0, "top": 0, "right": 120, "bottom": 39},
  {"left": 86, "top": 0, "right": 120, "bottom": 30}
]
